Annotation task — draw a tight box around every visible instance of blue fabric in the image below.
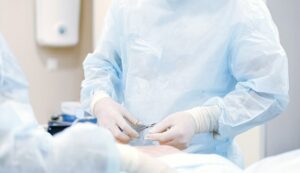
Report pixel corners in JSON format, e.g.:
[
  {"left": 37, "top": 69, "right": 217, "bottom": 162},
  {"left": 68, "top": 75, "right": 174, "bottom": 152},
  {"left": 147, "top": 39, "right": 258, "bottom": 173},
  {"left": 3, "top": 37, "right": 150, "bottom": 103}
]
[
  {"left": 0, "top": 34, "right": 120, "bottom": 173},
  {"left": 159, "top": 153, "right": 242, "bottom": 173},
  {"left": 81, "top": 0, "right": 289, "bottom": 165},
  {"left": 159, "top": 150, "right": 300, "bottom": 173},
  {"left": 0, "top": 34, "right": 29, "bottom": 103},
  {"left": 245, "top": 149, "right": 300, "bottom": 173}
]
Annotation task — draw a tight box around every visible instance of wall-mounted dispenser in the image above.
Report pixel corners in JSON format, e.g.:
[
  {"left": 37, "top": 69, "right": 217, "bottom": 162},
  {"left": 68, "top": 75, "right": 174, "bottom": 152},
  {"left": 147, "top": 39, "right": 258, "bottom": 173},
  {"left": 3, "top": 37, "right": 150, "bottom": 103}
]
[{"left": 35, "top": 0, "right": 81, "bottom": 47}]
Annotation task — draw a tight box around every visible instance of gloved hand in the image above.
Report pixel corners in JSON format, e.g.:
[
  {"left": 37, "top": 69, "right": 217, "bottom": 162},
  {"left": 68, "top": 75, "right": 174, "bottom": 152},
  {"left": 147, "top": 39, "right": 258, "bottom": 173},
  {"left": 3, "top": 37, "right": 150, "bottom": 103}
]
[
  {"left": 145, "top": 111, "right": 196, "bottom": 150},
  {"left": 116, "top": 144, "right": 178, "bottom": 173},
  {"left": 93, "top": 96, "right": 139, "bottom": 144},
  {"left": 145, "top": 106, "right": 221, "bottom": 150}
]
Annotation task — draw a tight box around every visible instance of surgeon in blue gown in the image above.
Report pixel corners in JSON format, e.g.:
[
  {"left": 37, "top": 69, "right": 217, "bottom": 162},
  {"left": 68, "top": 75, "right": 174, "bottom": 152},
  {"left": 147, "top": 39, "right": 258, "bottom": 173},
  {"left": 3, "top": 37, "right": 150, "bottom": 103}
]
[
  {"left": 0, "top": 33, "right": 179, "bottom": 173},
  {"left": 81, "top": 0, "right": 289, "bottom": 166}
]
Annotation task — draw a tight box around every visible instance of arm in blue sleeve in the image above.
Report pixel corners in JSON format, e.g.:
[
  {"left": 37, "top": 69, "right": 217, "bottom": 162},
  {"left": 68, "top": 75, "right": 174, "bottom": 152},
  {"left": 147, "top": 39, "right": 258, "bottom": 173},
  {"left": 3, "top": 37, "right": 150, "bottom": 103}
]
[
  {"left": 0, "top": 101, "right": 120, "bottom": 173},
  {"left": 81, "top": 0, "right": 123, "bottom": 113},
  {"left": 204, "top": 3, "right": 289, "bottom": 138}
]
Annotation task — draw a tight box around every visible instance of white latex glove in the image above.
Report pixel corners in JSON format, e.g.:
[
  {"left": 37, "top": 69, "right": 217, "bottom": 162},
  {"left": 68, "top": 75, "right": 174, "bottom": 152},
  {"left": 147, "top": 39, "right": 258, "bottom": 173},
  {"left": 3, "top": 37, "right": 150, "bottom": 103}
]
[
  {"left": 145, "top": 111, "right": 197, "bottom": 150},
  {"left": 146, "top": 106, "right": 221, "bottom": 150},
  {"left": 116, "top": 144, "right": 177, "bottom": 173},
  {"left": 92, "top": 92, "right": 139, "bottom": 144}
]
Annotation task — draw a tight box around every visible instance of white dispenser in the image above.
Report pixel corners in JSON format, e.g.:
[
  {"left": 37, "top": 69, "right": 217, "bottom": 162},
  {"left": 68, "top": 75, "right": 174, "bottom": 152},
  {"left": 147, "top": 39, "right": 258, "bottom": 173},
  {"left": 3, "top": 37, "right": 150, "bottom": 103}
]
[{"left": 35, "top": 0, "right": 81, "bottom": 47}]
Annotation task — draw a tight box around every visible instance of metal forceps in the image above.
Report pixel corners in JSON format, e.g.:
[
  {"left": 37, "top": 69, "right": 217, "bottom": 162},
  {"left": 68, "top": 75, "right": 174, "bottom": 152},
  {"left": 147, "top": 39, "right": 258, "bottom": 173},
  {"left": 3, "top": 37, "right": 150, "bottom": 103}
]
[
  {"left": 131, "top": 123, "right": 156, "bottom": 133},
  {"left": 123, "top": 117, "right": 156, "bottom": 133}
]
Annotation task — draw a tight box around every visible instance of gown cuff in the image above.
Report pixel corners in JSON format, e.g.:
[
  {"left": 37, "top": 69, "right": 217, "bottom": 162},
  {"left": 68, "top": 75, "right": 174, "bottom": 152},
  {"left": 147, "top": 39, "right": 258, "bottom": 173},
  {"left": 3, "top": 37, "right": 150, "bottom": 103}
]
[
  {"left": 90, "top": 91, "right": 110, "bottom": 115},
  {"left": 185, "top": 105, "right": 221, "bottom": 134}
]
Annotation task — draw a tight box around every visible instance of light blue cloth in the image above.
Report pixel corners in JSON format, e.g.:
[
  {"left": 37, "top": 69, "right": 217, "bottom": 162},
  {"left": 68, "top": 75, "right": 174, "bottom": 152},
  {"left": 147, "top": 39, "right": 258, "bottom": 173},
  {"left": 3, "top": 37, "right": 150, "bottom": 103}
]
[
  {"left": 159, "top": 153, "right": 242, "bottom": 173},
  {"left": 159, "top": 150, "right": 300, "bottom": 173},
  {"left": 0, "top": 34, "right": 29, "bottom": 104},
  {"left": 81, "top": 0, "right": 289, "bottom": 166},
  {"left": 0, "top": 34, "right": 120, "bottom": 173},
  {"left": 244, "top": 149, "right": 300, "bottom": 173}
]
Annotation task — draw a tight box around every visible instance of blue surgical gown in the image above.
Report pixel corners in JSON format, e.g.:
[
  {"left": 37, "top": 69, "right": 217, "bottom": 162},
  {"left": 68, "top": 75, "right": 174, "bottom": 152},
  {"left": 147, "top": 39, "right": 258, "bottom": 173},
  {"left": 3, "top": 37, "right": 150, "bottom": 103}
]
[
  {"left": 81, "top": 0, "right": 289, "bottom": 165},
  {"left": 0, "top": 34, "right": 120, "bottom": 173},
  {"left": 0, "top": 34, "right": 30, "bottom": 104}
]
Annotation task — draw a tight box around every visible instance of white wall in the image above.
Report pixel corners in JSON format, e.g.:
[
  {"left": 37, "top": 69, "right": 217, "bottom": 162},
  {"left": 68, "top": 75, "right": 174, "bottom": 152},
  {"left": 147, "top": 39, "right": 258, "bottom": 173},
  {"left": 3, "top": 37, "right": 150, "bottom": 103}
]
[
  {"left": 236, "top": 127, "right": 264, "bottom": 166},
  {"left": 93, "top": 0, "right": 111, "bottom": 48},
  {"left": 0, "top": 0, "right": 93, "bottom": 123},
  {"left": 265, "top": 0, "right": 300, "bottom": 156}
]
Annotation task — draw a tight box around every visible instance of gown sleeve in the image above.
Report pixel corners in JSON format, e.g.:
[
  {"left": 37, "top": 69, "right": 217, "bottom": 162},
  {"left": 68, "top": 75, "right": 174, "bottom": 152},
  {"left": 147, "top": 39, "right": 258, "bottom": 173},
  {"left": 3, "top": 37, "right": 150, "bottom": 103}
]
[
  {"left": 81, "top": 0, "right": 123, "bottom": 113},
  {"left": 203, "top": 1, "right": 289, "bottom": 138}
]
